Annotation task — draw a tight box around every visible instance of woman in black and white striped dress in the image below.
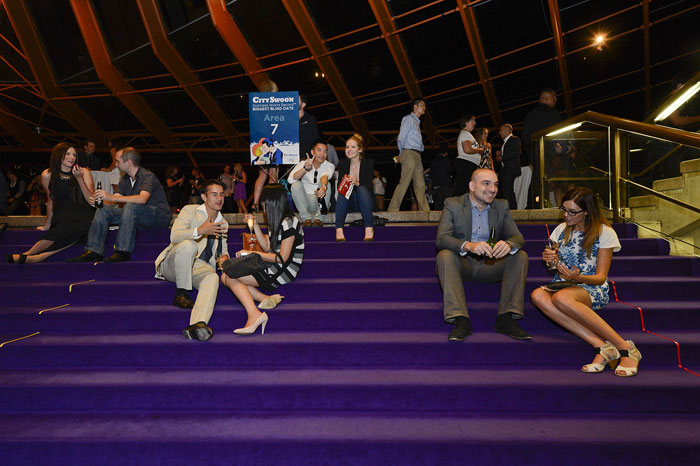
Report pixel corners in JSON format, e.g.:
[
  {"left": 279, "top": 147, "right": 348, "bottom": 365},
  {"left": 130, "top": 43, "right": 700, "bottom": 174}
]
[{"left": 221, "top": 184, "right": 304, "bottom": 335}]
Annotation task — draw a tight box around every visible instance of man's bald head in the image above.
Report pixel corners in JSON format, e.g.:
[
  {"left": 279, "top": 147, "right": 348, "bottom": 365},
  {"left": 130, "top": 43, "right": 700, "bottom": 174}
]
[{"left": 539, "top": 89, "right": 557, "bottom": 108}]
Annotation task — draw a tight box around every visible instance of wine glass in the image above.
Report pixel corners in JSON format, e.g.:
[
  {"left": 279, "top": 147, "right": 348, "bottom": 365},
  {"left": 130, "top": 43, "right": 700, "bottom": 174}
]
[{"left": 545, "top": 238, "right": 559, "bottom": 270}]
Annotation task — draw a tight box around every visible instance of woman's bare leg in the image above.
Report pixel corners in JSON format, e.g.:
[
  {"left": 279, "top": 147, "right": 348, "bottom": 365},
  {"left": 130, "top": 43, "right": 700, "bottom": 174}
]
[{"left": 221, "top": 274, "right": 263, "bottom": 326}]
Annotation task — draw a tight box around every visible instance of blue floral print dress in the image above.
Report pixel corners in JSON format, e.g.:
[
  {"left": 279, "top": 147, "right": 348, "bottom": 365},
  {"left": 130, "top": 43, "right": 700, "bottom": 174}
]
[{"left": 549, "top": 223, "right": 621, "bottom": 310}]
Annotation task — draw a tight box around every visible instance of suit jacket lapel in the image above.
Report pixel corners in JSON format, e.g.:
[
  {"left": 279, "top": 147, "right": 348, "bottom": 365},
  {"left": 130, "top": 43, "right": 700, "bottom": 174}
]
[
  {"left": 195, "top": 208, "right": 208, "bottom": 257},
  {"left": 463, "top": 195, "right": 473, "bottom": 240}
]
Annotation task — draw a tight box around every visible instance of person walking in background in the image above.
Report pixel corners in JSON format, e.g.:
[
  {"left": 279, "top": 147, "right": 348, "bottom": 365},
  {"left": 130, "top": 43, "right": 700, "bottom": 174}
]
[
  {"left": 496, "top": 124, "right": 521, "bottom": 210},
  {"left": 387, "top": 98, "right": 429, "bottom": 212},
  {"left": 165, "top": 165, "right": 186, "bottom": 214},
  {"left": 7, "top": 143, "right": 94, "bottom": 264},
  {"left": 473, "top": 127, "right": 493, "bottom": 171},
  {"left": 522, "top": 89, "right": 562, "bottom": 208},
  {"left": 430, "top": 142, "right": 453, "bottom": 211},
  {"left": 372, "top": 169, "right": 387, "bottom": 211},
  {"left": 232, "top": 163, "right": 248, "bottom": 214},
  {"left": 188, "top": 168, "right": 206, "bottom": 205},
  {"left": 219, "top": 164, "right": 235, "bottom": 213},
  {"left": 530, "top": 187, "right": 641, "bottom": 377},
  {"left": 5, "top": 169, "right": 26, "bottom": 215},
  {"left": 454, "top": 115, "right": 482, "bottom": 196}
]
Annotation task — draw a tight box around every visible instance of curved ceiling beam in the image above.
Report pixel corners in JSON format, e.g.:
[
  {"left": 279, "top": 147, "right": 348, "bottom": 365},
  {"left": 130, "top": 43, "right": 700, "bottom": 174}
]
[
  {"left": 280, "top": 0, "right": 370, "bottom": 139},
  {"left": 135, "top": 0, "right": 241, "bottom": 148},
  {"left": 70, "top": 0, "right": 176, "bottom": 147},
  {"left": 367, "top": 0, "right": 437, "bottom": 145},
  {"left": 547, "top": 0, "right": 574, "bottom": 117},
  {"left": 457, "top": 0, "right": 502, "bottom": 127},
  {"left": 3, "top": 0, "right": 105, "bottom": 143},
  {"left": 206, "top": 0, "right": 270, "bottom": 91},
  {"left": 0, "top": 100, "right": 42, "bottom": 147}
]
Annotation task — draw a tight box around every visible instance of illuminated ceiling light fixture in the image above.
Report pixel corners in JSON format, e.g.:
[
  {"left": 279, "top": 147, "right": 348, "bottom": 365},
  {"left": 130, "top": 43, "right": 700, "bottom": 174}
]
[
  {"left": 654, "top": 82, "right": 700, "bottom": 121},
  {"left": 546, "top": 122, "right": 582, "bottom": 137},
  {"left": 594, "top": 34, "right": 606, "bottom": 51}
]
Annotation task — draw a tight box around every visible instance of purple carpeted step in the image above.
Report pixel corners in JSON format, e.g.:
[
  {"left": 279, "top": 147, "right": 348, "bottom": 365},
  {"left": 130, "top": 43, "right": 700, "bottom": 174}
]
[
  {"left": 0, "top": 331, "right": 695, "bottom": 369},
  {"left": 1, "top": 412, "right": 698, "bottom": 466},
  {"left": 0, "top": 223, "right": 640, "bottom": 245},
  {"left": 3, "top": 274, "right": 699, "bottom": 306},
  {"left": 3, "top": 255, "right": 696, "bottom": 282},
  {"left": 1, "top": 367, "right": 696, "bottom": 415},
  {"left": 4, "top": 300, "right": 697, "bottom": 334},
  {"left": 0, "top": 237, "right": 672, "bottom": 261}
]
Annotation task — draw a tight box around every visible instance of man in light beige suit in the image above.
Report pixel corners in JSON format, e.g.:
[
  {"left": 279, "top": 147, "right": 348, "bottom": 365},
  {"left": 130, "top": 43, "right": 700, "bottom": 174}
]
[{"left": 155, "top": 180, "right": 229, "bottom": 341}]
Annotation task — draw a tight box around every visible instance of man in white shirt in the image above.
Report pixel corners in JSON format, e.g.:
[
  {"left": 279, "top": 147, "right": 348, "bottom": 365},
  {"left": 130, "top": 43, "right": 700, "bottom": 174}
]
[
  {"left": 154, "top": 180, "right": 229, "bottom": 341},
  {"left": 288, "top": 139, "right": 334, "bottom": 226}
]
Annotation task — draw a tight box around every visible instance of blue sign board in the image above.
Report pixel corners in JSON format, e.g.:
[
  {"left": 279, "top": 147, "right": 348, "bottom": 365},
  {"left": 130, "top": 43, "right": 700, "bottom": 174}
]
[{"left": 249, "top": 91, "right": 299, "bottom": 165}]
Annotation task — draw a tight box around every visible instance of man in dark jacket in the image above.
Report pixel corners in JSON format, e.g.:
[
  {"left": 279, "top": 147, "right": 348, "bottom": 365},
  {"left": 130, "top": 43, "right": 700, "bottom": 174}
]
[{"left": 521, "top": 89, "right": 561, "bottom": 208}]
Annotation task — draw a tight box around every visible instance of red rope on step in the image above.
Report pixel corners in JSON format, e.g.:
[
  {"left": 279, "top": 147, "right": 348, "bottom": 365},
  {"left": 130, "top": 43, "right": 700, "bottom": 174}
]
[{"left": 609, "top": 280, "right": 700, "bottom": 377}]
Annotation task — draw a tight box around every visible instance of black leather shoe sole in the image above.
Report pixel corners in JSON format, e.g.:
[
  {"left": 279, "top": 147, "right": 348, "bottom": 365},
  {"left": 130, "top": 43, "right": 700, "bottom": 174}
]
[
  {"left": 494, "top": 326, "right": 533, "bottom": 340},
  {"left": 182, "top": 322, "right": 213, "bottom": 341},
  {"left": 67, "top": 251, "right": 104, "bottom": 263},
  {"left": 173, "top": 294, "right": 195, "bottom": 309},
  {"left": 448, "top": 317, "right": 473, "bottom": 342}
]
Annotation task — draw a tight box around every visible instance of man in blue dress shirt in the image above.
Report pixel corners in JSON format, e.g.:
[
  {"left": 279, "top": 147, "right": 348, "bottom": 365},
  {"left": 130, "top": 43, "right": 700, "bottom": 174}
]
[
  {"left": 388, "top": 98, "right": 430, "bottom": 212},
  {"left": 435, "top": 169, "right": 531, "bottom": 341}
]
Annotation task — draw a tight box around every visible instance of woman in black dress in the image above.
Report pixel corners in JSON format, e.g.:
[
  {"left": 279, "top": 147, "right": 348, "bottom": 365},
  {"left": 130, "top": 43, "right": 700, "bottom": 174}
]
[
  {"left": 8, "top": 143, "right": 95, "bottom": 264},
  {"left": 220, "top": 184, "right": 305, "bottom": 336}
]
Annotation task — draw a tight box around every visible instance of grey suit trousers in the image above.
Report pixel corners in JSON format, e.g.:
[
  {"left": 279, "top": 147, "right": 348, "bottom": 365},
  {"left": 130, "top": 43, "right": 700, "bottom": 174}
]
[
  {"left": 436, "top": 248, "right": 528, "bottom": 323},
  {"left": 158, "top": 240, "right": 220, "bottom": 325}
]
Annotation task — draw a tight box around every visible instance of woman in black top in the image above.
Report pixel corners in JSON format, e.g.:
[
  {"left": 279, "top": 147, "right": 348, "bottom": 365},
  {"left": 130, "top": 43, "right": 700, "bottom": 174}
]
[
  {"left": 335, "top": 133, "right": 375, "bottom": 242},
  {"left": 8, "top": 143, "right": 94, "bottom": 264}
]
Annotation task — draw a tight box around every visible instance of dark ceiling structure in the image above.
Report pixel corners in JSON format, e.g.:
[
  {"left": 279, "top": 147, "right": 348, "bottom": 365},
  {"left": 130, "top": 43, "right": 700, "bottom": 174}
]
[{"left": 1, "top": 0, "right": 699, "bottom": 159}]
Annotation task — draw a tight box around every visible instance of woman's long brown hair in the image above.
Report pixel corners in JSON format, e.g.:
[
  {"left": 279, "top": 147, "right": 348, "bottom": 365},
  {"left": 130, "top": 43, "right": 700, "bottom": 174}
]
[{"left": 561, "top": 186, "right": 610, "bottom": 257}]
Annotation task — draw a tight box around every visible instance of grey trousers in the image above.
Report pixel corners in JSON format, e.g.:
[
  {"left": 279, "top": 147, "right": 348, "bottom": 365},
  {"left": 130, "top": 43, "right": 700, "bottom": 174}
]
[
  {"left": 159, "top": 240, "right": 220, "bottom": 325},
  {"left": 436, "top": 249, "right": 529, "bottom": 323}
]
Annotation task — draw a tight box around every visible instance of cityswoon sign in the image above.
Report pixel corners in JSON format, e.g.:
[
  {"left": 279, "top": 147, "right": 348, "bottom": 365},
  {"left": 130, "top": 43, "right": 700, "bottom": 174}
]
[{"left": 249, "top": 91, "right": 299, "bottom": 165}]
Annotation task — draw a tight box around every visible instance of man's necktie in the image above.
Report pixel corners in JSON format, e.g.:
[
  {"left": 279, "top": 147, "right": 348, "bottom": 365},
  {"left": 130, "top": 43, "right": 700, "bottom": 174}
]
[{"left": 198, "top": 236, "right": 215, "bottom": 263}]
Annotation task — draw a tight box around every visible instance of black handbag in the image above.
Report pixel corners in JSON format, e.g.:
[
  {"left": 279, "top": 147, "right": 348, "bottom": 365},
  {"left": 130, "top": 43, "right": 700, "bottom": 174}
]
[{"left": 221, "top": 253, "right": 268, "bottom": 279}]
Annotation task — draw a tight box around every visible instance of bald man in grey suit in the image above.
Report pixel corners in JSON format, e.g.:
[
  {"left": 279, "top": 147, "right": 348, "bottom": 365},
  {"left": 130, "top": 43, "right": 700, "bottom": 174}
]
[{"left": 436, "top": 169, "right": 531, "bottom": 341}]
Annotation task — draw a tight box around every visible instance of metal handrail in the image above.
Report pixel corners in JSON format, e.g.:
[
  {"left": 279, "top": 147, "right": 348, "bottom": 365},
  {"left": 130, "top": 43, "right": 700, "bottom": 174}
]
[
  {"left": 532, "top": 111, "right": 700, "bottom": 222},
  {"left": 531, "top": 111, "right": 700, "bottom": 148}
]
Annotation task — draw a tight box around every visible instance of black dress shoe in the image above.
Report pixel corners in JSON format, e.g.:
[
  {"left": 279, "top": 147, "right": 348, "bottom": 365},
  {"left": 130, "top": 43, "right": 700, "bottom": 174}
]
[
  {"left": 182, "top": 321, "right": 214, "bottom": 341},
  {"left": 173, "top": 293, "right": 195, "bottom": 309},
  {"left": 494, "top": 313, "right": 532, "bottom": 340},
  {"left": 448, "top": 316, "right": 472, "bottom": 341},
  {"left": 104, "top": 250, "right": 130, "bottom": 263},
  {"left": 67, "top": 250, "right": 104, "bottom": 263}
]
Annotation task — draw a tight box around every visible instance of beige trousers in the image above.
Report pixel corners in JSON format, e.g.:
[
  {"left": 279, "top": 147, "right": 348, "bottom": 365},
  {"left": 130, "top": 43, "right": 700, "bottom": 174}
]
[
  {"left": 387, "top": 149, "right": 429, "bottom": 212},
  {"left": 159, "top": 240, "right": 220, "bottom": 325}
]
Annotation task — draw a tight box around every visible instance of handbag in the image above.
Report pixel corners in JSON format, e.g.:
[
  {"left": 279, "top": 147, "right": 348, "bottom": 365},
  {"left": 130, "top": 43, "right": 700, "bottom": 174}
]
[
  {"left": 241, "top": 232, "right": 264, "bottom": 252},
  {"left": 221, "top": 253, "right": 268, "bottom": 279}
]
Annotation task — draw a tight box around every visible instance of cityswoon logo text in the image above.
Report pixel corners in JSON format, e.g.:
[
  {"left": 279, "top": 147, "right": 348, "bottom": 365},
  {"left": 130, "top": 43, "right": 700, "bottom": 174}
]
[{"left": 251, "top": 96, "right": 296, "bottom": 104}]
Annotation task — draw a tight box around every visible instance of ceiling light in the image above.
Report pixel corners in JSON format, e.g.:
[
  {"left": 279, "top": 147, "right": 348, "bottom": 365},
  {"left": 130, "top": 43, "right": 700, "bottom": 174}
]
[
  {"left": 546, "top": 123, "right": 582, "bottom": 137},
  {"left": 654, "top": 82, "right": 700, "bottom": 121}
]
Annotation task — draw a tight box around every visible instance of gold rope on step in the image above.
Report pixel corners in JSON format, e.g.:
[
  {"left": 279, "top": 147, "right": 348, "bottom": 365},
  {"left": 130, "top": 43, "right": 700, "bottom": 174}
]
[
  {"left": 0, "top": 332, "right": 40, "bottom": 348},
  {"left": 68, "top": 279, "right": 95, "bottom": 293},
  {"left": 38, "top": 303, "right": 70, "bottom": 315}
]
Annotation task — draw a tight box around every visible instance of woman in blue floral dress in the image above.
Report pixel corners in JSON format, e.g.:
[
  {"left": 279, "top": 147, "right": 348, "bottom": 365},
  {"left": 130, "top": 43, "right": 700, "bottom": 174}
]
[{"left": 531, "top": 187, "right": 642, "bottom": 377}]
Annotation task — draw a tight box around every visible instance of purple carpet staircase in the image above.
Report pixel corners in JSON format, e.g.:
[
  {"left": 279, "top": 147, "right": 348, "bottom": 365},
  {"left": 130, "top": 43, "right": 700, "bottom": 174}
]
[{"left": 1, "top": 223, "right": 700, "bottom": 465}]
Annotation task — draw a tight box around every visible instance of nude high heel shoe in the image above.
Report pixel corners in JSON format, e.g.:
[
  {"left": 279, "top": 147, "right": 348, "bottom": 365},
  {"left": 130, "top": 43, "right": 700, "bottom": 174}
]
[
  {"left": 234, "top": 312, "right": 269, "bottom": 336},
  {"left": 581, "top": 341, "right": 620, "bottom": 373},
  {"left": 259, "top": 294, "right": 283, "bottom": 310},
  {"left": 615, "top": 340, "right": 642, "bottom": 377}
]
